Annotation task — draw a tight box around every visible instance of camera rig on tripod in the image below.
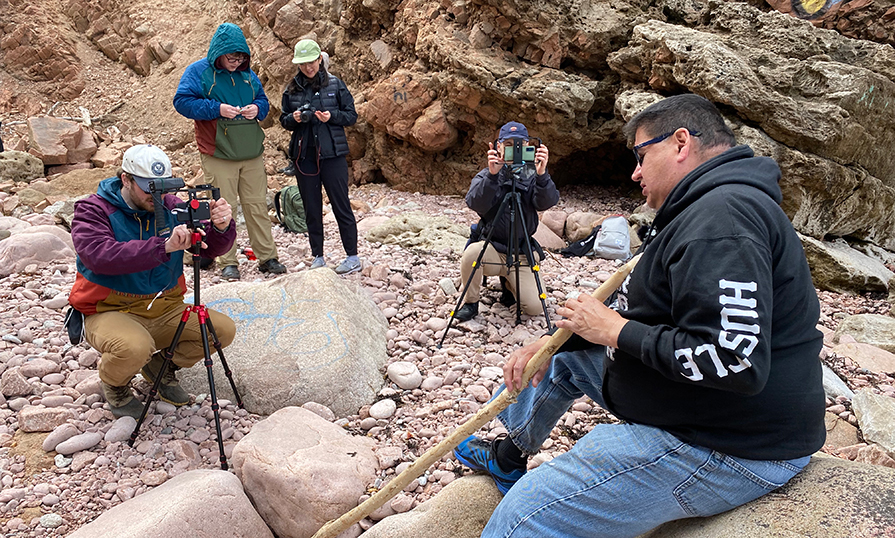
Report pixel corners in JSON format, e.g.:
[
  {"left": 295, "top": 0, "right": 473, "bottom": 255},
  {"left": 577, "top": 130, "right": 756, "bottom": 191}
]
[{"left": 147, "top": 178, "right": 220, "bottom": 237}]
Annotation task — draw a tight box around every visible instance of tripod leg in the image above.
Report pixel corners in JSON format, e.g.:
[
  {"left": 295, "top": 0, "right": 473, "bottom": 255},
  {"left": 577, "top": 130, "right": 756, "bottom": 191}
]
[
  {"left": 196, "top": 306, "right": 229, "bottom": 471},
  {"left": 128, "top": 309, "right": 191, "bottom": 447},
  {"left": 511, "top": 193, "right": 553, "bottom": 330},
  {"left": 204, "top": 315, "right": 244, "bottom": 409}
]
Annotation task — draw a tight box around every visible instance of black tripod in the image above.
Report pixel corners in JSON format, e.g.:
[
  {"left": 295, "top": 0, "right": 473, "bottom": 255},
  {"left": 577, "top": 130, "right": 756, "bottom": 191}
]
[
  {"left": 438, "top": 164, "right": 553, "bottom": 348},
  {"left": 127, "top": 225, "right": 244, "bottom": 471}
]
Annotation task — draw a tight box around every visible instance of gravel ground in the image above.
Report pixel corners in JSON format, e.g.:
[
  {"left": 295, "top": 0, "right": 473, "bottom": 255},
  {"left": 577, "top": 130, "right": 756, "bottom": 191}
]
[{"left": 0, "top": 182, "right": 892, "bottom": 537}]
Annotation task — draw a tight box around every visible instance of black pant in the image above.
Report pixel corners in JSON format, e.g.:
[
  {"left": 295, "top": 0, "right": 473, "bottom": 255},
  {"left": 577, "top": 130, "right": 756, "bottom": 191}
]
[{"left": 296, "top": 155, "right": 358, "bottom": 257}]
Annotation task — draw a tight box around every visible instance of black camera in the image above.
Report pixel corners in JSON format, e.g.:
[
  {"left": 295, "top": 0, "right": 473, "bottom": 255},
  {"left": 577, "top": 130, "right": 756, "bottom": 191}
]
[
  {"left": 298, "top": 103, "right": 316, "bottom": 123},
  {"left": 148, "top": 178, "right": 220, "bottom": 236}
]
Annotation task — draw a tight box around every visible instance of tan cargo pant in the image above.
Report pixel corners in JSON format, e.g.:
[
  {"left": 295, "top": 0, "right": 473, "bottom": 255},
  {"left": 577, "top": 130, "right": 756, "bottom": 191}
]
[
  {"left": 459, "top": 241, "right": 544, "bottom": 316},
  {"left": 200, "top": 153, "right": 278, "bottom": 266},
  {"left": 86, "top": 304, "right": 236, "bottom": 387}
]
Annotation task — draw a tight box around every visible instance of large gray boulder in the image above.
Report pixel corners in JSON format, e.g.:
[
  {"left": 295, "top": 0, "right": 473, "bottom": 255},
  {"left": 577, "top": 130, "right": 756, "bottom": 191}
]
[
  {"left": 231, "top": 406, "right": 378, "bottom": 538},
  {"left": 834, "top": 314, "right": 895, "bottom": 354},
  {"left": 853, "top": 389, "right": 895, "bottom": 455},
  {"left": 800, "top": 234, "right": 893, "bottom": 293},
  {"left": 180, "top": 269, "right": 388, "bottom": 417},
  {"left": 67, "top": 469, "right": 273, "bottom": 538},
  {"left": 637, "top": 456, "right": 895, "bottom": 538}
]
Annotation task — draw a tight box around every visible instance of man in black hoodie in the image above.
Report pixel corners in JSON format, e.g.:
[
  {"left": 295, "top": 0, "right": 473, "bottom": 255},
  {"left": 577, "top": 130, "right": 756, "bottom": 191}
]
[{"left": 453, "top": 94, "right": 825, "bottom": 538}]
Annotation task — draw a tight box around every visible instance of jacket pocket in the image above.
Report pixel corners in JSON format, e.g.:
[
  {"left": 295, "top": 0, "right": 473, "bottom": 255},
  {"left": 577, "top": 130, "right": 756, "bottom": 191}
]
[{"left": 214, "top": 118, "right": 265, "bottom": 161}]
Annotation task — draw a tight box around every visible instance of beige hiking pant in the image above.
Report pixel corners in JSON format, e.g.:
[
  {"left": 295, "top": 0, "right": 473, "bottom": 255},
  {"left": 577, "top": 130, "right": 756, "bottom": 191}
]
[
  {"left": 86, "top": 304, "right": 236, "bottom": 387},
  {"left": 200, "top": 153, "right": 278, "bottom": 266},
  {"left": 459, "top": 241, "right": 544, "bottom": 316}
]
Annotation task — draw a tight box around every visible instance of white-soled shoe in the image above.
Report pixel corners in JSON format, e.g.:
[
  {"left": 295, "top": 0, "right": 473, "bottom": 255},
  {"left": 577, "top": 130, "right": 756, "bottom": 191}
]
[
  {"left": 335, "top": 256, "right": 361, "bottom": 275},
  {"left": 309, "top": 256, "right": 327, "bottom": 270}
]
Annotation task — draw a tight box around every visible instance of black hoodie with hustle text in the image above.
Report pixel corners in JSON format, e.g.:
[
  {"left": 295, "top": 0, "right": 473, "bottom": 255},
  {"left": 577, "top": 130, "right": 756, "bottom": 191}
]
[{"left": 600, "top": 145, "right": 825, "bottom": 461}]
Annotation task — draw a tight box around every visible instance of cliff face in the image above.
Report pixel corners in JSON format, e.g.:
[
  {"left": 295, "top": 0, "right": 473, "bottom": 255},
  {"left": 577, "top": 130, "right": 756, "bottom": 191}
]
[{"left": 2, "top": 0, "right": 895, "bottom": 250}]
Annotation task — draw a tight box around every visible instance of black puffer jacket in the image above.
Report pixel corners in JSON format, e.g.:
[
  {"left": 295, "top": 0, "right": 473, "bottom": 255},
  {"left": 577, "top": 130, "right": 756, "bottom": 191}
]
[{"left": 280, "top": 70, "right": 357, "bottom": 161}]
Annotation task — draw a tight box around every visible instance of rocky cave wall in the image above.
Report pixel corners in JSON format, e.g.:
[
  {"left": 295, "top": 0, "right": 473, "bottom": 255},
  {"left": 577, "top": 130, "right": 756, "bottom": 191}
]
[{"left": 3, "top": 0, "right": 895, "bottom": 252}]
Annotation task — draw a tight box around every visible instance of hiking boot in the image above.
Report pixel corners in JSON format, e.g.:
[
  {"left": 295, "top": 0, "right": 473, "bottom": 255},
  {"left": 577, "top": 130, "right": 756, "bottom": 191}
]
[
  {"left": 454, "top": 435, "right": 526, "bottom": 494},
  {"left": 221, "top": 265, "right": 240, "bottom": 281},
  {"left": 335, "top": 255, "right": 361, "bottom": 275},
  {"left": 309, "top": 256, "right": 327, "bottom": 269},
  {"left": 498, "top": 277, "right": 516, "bottom": 307},
  {"left": 259, "top": 258, "right": 287, "bottom": 274},
  {"left": 141, "top": 353, "right": 190, "bottom": 406},
  {"left": 198, "top": 257, "right": 215, "bottom": 270},
  {"left": 101, "top": 382, "right": 145, "bottom": 420},
  {"left": 279, "top": 163, "right": 296, "bottom": 176},
  {"left": 454, "top": 302, "right": 479, "bottom": 322}
]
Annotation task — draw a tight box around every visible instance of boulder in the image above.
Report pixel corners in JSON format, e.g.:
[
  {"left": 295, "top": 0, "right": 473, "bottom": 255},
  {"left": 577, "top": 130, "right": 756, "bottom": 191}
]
[
  {"left": 800, "top": 234, "right": 893, "bottom": 293},
  {"left": 47, "top": 167, "right": 111, "bottom": 196},
  {"left": 361, "top": 476, "right": 502, "bottom": 538},
  {"left": 638, "top": 456, "right": 895, "bottom": 538},
  {"left": 231, "top": 407, "right": 377, "bottom": 538},
  {"left": 365, "top": 211, "right": 469, "bottom": 254},
  {"left": 27, "top": 117, "right": 96, "bottom": 165},
  {"left": 67, "top": 469, "right": 273, "bottom": 538},
  {"left": 565, "top": 211, "right": 602, "bottom": 242},
  {"left": 830, "top": 342, "right": 895, "bottom": 375},
  {"left": 0, "top": 216, "right": 31, "bottom": 233},
  {"left": 533, "top": 221, "right": 566, "bottom": 251},
  {"left": 181, "top": 270, "right": 388, "bottom": 417},
  {"left": 539, "top": 210, "right": 567, "bottom": 239},
  {"left": 0, "top": 150, "right": 45, "bottom": 183},
  {"left": 834, "top": 313, "right": 895, "bottom": 354},
  {"left": 823, "top": 414, "right": 860, "bottom": 452},
  {"left": 853, "top": 389, "right": 895, "bottom": 455},
  {"left": 11, "top": 224, "right": 75, "bottom": 250},
  {"left": 0, "top": 231, "right": 75, "bottom": 277}
]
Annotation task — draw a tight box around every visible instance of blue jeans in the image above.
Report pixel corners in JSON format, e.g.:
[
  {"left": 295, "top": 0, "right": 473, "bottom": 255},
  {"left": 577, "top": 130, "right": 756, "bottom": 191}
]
[{"left": 486, "top": 347, "right": 810, "bottom": 538}]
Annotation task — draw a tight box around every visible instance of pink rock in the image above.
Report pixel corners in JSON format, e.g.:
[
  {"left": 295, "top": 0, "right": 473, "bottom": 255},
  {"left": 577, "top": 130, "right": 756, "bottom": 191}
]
[
  {"left": 19, "top": 406, "right": 75, "bottom": 433},
  {"left": 230, "top": 407, "right": 377, "bottom": 538}
]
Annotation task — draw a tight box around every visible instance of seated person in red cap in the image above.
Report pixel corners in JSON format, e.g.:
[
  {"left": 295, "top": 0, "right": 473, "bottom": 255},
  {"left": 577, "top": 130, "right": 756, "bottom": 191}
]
[
  {"left": 68, "top": 144, "right": 237, "bottom": 418},
  {"left": 455, "top": 121, "right": 559, "bottom": 321}
]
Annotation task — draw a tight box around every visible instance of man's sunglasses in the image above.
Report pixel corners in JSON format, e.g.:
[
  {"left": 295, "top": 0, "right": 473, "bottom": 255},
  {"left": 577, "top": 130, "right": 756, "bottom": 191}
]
[{"left": 632, "top": 129, "right": 701, "bottom": 166}]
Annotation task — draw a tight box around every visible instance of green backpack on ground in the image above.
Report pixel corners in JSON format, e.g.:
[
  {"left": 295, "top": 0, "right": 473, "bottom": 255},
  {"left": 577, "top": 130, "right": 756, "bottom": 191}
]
[{"left": 274, "top": 185, "right": 308, "bottom": 233}]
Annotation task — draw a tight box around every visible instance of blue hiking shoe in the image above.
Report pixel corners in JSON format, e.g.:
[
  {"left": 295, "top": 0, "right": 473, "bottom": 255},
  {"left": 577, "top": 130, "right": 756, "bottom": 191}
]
[{"left": 453, "top": 435, "right": 525, "bottom": 494}]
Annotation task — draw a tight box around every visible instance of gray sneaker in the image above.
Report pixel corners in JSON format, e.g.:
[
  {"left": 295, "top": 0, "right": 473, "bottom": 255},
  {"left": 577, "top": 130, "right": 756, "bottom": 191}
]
[
  {"left": 101, "top": 382, "right": 144, "bottom": 419},
  {"left": 309, "top": 256, "right": 327, "bottom": 270},
  {"left": 335, "top": 256, "right": 361, "bottom": 275},
  {"left": 141, "top": 352, "right": 190, "bottom": 406}
]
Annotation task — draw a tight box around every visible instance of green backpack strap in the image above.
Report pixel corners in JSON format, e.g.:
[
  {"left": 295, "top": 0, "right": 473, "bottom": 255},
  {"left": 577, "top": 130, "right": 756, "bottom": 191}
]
[{"left": 274, "top": 189, "right": 285, "bottom": 224}]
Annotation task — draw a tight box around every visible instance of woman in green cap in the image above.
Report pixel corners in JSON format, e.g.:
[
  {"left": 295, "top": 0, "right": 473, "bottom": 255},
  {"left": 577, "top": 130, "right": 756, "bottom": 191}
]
[{"left": 280, "top": 39, "right": 360, "bottom": 274}]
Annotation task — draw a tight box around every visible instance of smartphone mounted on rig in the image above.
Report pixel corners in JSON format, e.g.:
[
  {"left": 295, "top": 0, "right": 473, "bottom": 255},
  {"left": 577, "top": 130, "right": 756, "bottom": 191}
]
[{"left": 148, "top": 178, "right": 221, "bottom": 236}]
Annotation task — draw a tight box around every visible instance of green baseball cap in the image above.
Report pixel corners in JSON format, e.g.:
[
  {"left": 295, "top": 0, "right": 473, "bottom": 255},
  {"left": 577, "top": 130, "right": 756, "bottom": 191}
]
[{"left": 292, "top": 39, "right": 321, "bottom": 64}]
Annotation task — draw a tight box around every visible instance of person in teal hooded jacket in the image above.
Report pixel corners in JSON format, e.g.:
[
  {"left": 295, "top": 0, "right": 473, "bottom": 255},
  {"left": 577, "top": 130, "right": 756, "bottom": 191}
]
[{"left": 174, "top": 22, "right": 286, "bottom": 281}]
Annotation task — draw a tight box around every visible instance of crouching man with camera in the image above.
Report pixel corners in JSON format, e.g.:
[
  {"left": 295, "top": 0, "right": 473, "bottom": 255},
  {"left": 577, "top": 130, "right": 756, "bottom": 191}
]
[
  {"left": 68, "top": 145, "right": 237, "bottom": 419},
  {"left": 454, "top": 121, "right": 560, "bottom": 322}
]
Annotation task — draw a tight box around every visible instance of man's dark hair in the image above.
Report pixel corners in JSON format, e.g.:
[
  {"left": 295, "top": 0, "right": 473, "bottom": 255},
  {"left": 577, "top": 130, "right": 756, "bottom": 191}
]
[{"left": 623, "top": 94, "right": 736, "bottom": 151}]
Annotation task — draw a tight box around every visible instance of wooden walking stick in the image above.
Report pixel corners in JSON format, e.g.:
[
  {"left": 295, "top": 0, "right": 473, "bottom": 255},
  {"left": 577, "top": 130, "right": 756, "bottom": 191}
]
[{"left": 312, "top": 254, "right": 641, "bottom": 538}]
